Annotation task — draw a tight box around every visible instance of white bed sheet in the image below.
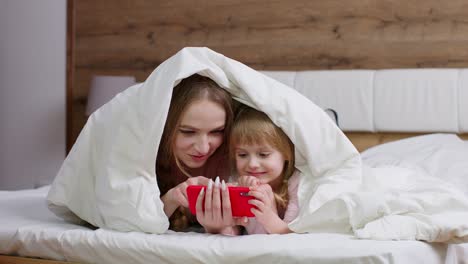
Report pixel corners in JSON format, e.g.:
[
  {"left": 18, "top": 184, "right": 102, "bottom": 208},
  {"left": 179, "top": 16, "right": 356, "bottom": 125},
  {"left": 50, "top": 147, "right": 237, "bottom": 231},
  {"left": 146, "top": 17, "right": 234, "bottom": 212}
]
[{"left": 0, "top": 186, "right": 451, "bottom": 264}]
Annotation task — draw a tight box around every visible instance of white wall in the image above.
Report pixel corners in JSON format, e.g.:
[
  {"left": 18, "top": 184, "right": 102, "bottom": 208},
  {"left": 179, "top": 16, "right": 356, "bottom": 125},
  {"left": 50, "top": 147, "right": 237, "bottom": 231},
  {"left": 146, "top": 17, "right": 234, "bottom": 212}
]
[{"left": 0, "top": 0, "right": 66, "bottom": 190}]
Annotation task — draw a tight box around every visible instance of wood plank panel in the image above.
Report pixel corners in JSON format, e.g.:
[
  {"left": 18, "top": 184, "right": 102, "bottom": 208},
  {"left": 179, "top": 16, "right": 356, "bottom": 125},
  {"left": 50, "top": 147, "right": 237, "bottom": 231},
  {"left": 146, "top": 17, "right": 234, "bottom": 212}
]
[
  {"left": 69, "top": 0, "right": 468, "bottom": 145},
  {"left": 346, "top": 132, "right": 468, "bottom": 152},
  {"left": 0, "top": 255, "right": 77, "bottom": 264}
]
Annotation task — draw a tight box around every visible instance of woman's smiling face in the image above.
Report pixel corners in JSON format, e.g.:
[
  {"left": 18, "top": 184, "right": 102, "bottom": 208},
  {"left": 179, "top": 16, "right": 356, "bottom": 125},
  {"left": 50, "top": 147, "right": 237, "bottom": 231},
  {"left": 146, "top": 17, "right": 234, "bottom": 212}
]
[{"left": 173, "top": 99, "right": 226, "bottom": 169}]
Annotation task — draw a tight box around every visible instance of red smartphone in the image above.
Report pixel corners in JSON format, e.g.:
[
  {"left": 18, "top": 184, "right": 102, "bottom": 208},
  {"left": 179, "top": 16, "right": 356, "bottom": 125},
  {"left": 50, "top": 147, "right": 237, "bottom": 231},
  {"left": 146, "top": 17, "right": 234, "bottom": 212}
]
[{"left": 186, "top": 185, "right": 255, "bottom": 217}]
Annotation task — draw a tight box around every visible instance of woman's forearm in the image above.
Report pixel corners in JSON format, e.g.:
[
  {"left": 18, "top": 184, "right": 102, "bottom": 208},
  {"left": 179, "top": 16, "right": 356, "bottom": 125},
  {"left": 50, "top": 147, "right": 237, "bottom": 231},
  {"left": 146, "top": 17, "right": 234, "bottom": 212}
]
[
  {"left": 160, "top": 190, "right": 179, "bottom": 217},
  {"left": 222, "top": 225, "right": 242, "bottom": 236},
  {"left": 205, "top": 225, "right": 241, "bottom": 236}
]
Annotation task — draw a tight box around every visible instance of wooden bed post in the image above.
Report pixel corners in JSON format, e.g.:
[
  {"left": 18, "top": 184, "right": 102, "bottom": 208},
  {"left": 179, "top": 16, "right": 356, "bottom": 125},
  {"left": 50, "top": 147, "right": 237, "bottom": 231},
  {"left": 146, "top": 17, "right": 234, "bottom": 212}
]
[{"left": 66, "top": 0, "right": 75, "bottom": 154}]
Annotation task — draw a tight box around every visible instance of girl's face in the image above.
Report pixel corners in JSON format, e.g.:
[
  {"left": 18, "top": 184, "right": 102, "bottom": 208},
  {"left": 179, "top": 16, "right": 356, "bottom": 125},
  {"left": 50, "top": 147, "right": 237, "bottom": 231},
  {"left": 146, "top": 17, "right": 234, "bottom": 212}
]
[
  {"left": 234, "top": 142, "right": 285, "bottom": 188},
  {"left": 174, "top": 99, "right": 226, "bottom": 169}
]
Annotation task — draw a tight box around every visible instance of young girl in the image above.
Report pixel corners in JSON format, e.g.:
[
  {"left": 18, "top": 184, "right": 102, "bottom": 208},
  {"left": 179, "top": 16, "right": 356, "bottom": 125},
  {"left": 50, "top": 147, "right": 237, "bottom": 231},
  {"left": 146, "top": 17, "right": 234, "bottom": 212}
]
[{"left": 230, "top": 106, "right": 300, "bottom": 234}]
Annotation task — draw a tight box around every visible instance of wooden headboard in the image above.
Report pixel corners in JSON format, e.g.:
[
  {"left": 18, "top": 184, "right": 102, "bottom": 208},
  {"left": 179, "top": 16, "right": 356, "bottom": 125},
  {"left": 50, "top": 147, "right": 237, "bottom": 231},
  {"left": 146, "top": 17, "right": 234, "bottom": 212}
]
[
  {"left": 347, "top": 133, "right": 468, "bottom": 152},
  {"left": 67, "top": 0, "right": 468, "bottom": 151}
]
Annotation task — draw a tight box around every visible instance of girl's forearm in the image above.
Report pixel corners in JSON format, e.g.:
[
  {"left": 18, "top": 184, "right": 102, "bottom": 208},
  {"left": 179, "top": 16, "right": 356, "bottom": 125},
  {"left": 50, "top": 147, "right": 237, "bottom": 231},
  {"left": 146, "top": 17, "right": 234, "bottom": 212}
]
[{"left": 266, "top": 218, "right": 292, "bottom": 234}]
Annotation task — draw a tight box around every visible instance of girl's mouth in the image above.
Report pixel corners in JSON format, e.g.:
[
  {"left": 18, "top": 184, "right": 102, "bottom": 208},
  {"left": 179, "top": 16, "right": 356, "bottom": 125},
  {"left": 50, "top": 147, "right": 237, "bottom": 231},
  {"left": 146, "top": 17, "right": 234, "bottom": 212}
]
[{"left": 248, "top": 172, "right": 266, "bottom": 177}]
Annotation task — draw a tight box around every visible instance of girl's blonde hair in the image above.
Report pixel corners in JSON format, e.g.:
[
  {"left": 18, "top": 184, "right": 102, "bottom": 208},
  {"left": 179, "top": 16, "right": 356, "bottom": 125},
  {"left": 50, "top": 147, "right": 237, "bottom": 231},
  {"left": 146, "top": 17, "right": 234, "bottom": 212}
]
[
  {"left": 156, "top": 74, "right": 234, "bottom": 230},
  {"left": 229, "top": 106, "right": 295, "bottom": 214}
]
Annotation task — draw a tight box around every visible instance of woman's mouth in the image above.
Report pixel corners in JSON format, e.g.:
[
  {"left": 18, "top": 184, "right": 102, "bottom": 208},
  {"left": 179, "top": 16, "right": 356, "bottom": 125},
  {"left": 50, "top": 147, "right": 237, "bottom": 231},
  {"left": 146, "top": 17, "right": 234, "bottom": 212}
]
[{"left": 190, "top": 154, "right": 208, "bottom": 162}]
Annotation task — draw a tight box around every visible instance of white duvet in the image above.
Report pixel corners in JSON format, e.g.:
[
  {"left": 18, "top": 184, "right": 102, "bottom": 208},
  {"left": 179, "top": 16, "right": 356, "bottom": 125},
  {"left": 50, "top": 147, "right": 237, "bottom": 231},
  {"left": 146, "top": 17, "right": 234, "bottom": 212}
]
[{"left": 47, "top": 47, "right": 468, "bottom": 242}]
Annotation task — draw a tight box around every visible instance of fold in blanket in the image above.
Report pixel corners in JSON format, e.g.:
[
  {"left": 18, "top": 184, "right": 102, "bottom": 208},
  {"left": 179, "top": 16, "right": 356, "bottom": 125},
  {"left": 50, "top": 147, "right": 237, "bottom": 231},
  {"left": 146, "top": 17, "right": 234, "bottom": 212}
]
[{"left": 47, "top": 47, "right": 468, "bottom": 242}]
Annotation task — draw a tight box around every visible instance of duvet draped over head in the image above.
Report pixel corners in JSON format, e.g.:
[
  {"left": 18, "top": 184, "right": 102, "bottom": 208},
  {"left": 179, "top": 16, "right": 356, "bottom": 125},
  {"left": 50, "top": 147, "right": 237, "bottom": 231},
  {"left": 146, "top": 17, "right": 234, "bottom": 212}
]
[{"left": 47, "top": 47, "right": 468, "bottom": 242}]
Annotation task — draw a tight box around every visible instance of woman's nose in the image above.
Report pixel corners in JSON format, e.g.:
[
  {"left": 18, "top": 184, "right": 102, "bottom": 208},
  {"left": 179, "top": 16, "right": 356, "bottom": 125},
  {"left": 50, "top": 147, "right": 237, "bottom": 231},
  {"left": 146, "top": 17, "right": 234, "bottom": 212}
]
[{"left": 194, "top": 135, "right": 210, "bottom": 154}]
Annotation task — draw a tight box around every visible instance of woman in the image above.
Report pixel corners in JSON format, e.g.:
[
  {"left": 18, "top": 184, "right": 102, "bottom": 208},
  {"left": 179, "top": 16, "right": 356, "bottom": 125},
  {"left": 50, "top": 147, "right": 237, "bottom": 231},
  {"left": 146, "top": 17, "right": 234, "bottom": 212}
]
[{"left": 156, "top": 74, "right": 240, "bottom": 234}]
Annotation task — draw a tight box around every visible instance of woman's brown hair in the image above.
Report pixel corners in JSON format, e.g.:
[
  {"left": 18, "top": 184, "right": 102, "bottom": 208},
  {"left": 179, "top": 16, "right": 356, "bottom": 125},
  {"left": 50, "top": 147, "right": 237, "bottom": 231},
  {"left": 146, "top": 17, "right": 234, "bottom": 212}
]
[{"left": 156, "top": 74, "right": 234, "bottom": 230}]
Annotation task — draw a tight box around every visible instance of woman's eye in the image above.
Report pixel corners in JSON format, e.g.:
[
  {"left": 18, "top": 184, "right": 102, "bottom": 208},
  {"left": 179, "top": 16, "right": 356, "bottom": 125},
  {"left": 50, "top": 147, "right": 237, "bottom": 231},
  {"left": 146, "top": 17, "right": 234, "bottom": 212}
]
[
  {"left": 179, "top": 130, "right": 195, "bottom": 135},
  {"left": 211, "top": 129, "right": 224, "bottom": 134}
]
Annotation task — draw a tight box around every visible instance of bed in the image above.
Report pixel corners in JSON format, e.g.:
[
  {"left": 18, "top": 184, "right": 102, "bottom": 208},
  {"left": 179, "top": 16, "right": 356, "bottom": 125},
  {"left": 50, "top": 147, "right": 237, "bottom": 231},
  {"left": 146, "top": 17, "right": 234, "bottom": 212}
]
[
  {"left": 0, "top": 184, "right": 457, "bottom": 263},
  {"left": 1, "top": 67, "right": 468, "bottom": 264}
]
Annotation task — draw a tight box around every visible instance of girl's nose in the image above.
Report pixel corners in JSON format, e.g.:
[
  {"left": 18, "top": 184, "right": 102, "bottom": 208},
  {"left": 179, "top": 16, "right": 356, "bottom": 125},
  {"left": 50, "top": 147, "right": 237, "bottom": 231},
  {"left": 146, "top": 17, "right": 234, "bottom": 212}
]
[{"left": 248, "top": 157, "right": 260, "bottom": 170}]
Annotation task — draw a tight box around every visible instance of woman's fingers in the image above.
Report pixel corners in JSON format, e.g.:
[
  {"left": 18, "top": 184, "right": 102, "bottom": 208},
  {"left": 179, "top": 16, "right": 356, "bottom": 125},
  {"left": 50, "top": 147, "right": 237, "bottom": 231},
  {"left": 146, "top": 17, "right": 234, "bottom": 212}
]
[
  {"left": 194, "top": 177, "right": 243, "bottom": 233},
  {"left": 221, "top": 180, "right": 233, "bottom": 221},
  {"left": 194, "top": 176, "right": 210, "bottom": 186},
  {"left": 171, "top": 182, "right": 188, "bottom": 208},
  {"left": 234, "top": 216, "right": 249, "bottom": 227},
  {"left": 180, "top": 182, "right": 189, "bottom": 207},
  {"left": 204, "top": 179, "right": 214, "bottom": 219},
  {"left": 195, "top": 187, "right": 205, "bottom": 217},
  {"left": 212, "top": 177, "right": 222, "bottom": 220}
]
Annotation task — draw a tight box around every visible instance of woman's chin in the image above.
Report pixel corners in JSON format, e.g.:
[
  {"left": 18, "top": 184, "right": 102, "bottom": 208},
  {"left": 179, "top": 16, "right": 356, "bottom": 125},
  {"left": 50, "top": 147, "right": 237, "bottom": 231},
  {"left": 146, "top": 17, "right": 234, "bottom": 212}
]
[{"left": 184, "top": 159, "right": 207, "bottom": 169}]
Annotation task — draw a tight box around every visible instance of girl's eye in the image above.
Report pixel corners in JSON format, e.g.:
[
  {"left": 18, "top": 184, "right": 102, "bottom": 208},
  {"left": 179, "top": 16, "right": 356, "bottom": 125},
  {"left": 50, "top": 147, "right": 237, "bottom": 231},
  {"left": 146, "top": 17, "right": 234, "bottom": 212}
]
[
  {"left": 259, "top": 152, "right": 270, "bottom": 158},
  {"left": 236, "top": 153, "right": 247, "bottom": 158}
]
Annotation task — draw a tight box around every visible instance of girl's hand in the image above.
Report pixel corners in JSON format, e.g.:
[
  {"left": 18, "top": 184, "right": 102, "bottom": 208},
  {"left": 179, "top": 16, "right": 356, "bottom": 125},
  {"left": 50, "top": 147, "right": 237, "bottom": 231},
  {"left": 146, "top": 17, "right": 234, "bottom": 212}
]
[
  {"left": 162, "top": 176, "right": 210, "bottom": 217},
  {"left": 238, "top": 175, "right": 260, "bottom": 188},
  {"left": 195, "top": 177, "right": 247, "bottom": 234},
  {"left": 248, "top": 184, "right": 289, "bottom": 234}
]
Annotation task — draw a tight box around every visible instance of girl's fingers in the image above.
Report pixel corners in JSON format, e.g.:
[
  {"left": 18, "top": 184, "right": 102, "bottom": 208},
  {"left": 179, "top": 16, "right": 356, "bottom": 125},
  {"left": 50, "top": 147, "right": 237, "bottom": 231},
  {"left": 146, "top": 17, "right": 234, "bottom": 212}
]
[
  {"left": 247, "top": 177, "right": 259, "bottom": 187},
  {"left": 247, "top": 179, "right": 254, "bottom": 186},
  {"left": 248, "top": 198, "right": 264, "bottom": 210},
  {"left": 250, "top": 208, "right": 260, "bottom": 216},
  {"left": 248, "top": 190, "right": 265, "bottom": 202}
]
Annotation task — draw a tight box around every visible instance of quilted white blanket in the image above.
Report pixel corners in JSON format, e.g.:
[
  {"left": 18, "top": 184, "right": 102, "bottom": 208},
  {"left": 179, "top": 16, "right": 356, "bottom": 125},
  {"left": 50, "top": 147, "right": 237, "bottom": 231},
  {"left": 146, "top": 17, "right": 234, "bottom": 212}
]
[{"left": 47, "top": 47, "right": 468, "bottom": 242}]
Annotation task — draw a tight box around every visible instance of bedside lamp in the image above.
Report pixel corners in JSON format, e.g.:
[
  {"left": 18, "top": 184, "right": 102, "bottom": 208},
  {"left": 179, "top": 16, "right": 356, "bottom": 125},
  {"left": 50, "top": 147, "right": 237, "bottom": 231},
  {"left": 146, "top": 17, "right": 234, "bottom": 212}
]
[{"left": 85, "top": 75, "right": 136, "bottom": 116}]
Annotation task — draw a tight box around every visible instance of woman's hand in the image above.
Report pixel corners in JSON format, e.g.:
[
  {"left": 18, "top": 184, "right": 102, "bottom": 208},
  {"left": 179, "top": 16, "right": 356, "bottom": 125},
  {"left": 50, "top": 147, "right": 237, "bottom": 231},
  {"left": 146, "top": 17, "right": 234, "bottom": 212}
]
[
  {"left": 196, "top": 177, "right": 246, "bottom": 235},
  {"left": 161, "top": 176, "right": 210, "bottom": 217},
  {"left": 248, "top": 183, "right": 290, "bottom": 234}
]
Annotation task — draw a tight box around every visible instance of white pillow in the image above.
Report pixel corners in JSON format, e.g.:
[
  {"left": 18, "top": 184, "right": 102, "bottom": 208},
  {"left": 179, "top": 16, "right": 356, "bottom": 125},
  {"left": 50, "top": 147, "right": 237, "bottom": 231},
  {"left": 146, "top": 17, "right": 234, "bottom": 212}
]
[{"left": 361, "top": 133, "right": 468, "bottom": 196}]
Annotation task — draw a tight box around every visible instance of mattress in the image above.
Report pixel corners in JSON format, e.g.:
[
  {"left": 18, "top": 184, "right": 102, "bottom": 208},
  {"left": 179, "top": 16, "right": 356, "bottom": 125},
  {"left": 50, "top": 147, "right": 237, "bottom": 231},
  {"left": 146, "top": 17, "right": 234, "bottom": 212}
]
[{"left": 0, "top": 186, "right": 452, "bottom": 264}]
